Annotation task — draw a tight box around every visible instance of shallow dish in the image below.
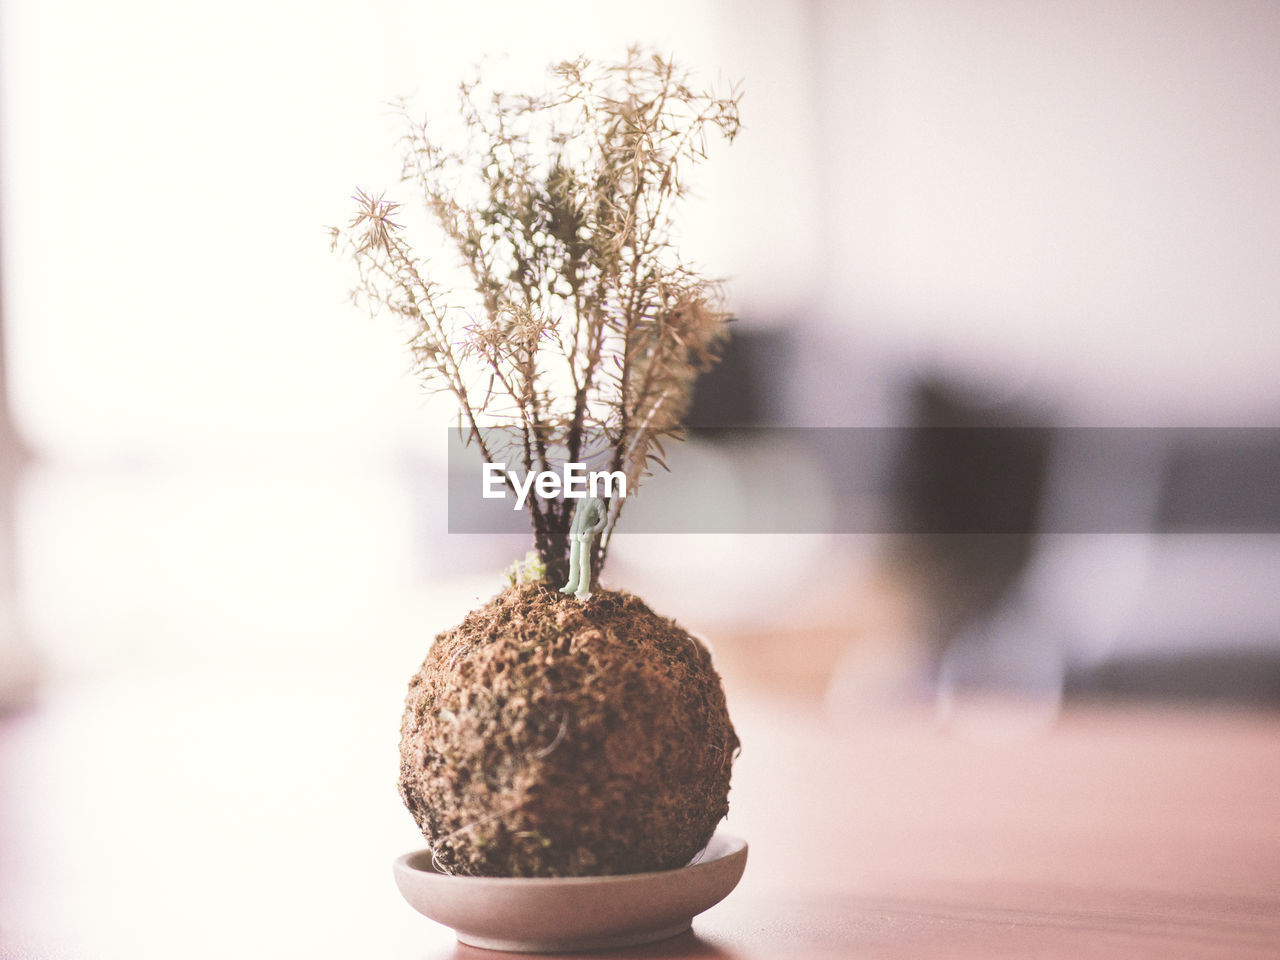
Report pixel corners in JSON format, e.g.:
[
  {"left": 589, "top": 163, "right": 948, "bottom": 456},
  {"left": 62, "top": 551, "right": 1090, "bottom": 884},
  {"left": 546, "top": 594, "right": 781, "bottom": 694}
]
[{"left": 393, "top": 833, "right": 747, "bottom": 953}]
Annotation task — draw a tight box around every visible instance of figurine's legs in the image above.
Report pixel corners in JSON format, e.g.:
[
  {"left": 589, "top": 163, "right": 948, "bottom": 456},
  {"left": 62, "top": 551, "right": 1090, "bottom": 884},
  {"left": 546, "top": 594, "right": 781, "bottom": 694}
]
[
  {"left": 560, "top": 535, "right": 581, "bottom": 594},
  {"left": 574, "top": 541, "right": 593, "bottom": 599}
]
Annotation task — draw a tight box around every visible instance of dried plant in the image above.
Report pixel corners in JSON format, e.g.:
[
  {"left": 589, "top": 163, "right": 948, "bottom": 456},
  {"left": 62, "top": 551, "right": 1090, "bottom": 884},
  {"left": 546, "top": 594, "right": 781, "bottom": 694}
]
[{"left": 332, "top": 47, "right": 741, "bottom": 584}]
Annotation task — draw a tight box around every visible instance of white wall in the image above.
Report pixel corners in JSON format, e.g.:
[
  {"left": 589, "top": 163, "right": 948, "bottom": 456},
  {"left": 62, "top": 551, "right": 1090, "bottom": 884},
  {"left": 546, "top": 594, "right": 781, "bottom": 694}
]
[
  {"left": 7, "top": 1, "right": 1277, "bottom": 453},
  {"left": 0, "top": 0, "right": 757, "bottom": 461},
  {"left": 815, "top": 0, "right": 1280, "bottom": 424}
]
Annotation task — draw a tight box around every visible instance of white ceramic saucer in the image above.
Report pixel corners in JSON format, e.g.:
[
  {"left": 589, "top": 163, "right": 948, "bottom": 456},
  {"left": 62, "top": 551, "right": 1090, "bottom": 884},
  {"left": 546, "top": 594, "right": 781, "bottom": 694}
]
[{"left": 393, "top": 833, "right": 747, "bottom": 953}]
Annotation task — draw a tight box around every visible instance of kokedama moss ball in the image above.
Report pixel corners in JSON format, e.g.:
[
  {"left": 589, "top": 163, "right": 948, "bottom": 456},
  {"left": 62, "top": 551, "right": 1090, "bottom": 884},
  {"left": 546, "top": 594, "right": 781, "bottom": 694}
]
[{"left": 398, "top": 583, "right": 738, "bottom": 877}]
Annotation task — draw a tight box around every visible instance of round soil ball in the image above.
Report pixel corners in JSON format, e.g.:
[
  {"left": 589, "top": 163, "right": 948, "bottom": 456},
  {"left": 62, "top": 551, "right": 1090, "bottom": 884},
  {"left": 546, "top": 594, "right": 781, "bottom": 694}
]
[{"left": 398, "top": 583, "right": 738, "bottom": 877}]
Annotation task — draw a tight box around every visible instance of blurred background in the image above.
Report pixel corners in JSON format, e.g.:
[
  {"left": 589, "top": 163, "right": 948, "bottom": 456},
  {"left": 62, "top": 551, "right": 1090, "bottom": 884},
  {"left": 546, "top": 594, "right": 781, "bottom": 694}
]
[
  {"left": 3, "top": 0, "right": 1278, "bottom": 713},
  {"left": 1, "top": 0, "right": 1279, "bottom": 955}
]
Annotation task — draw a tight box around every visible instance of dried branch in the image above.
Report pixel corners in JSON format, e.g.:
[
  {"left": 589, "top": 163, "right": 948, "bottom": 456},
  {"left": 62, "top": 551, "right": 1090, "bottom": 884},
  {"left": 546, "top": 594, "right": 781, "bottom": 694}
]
[{"left": 332, "top": 47, "right": 739, "bottom": 583}]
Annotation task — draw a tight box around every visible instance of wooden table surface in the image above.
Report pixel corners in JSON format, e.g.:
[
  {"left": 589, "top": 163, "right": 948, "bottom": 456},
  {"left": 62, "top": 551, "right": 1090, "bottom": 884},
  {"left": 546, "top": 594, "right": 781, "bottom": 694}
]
[{"left": 2, "top": 660, "right": 1279, "bottom": 959}]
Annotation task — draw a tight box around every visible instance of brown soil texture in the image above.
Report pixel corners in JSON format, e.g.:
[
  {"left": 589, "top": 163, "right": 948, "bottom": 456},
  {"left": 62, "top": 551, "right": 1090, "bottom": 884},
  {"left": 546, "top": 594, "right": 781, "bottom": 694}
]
[{"left": 398, "top": 583, "right": 738, "bottom": 877}]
